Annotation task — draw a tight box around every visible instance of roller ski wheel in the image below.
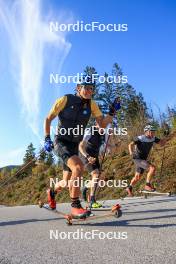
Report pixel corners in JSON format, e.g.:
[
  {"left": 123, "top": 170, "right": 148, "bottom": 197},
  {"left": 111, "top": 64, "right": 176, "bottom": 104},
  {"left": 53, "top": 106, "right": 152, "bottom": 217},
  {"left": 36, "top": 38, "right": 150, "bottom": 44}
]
[
  {"left": 111, "top": 204, "right": 122, "bottom": 218},
  {"left": 114, "top": 209, "right": 122, "bottom": 218},
  {"left": 39, "top": 200, "right": 44, "bottom": 208},
  {"left": 66, "top": 215, "right": 73, "bottom": 226}
]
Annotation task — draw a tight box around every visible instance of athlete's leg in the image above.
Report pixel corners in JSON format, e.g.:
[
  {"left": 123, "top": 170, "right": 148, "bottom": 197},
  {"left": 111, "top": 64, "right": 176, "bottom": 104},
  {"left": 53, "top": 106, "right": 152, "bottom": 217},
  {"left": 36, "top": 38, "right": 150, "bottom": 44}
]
[
  {"left": 66, "top": 155, "right": 90, "bottom": 217},
  {"left": 47, "top": 170, "right": 71, "bottom": 210},
  {"left": 48, "top": 137, "right": 86, "bottom": 215},
  {"left": 90, "top": 169, "right": 100, "bottom": 197},
  {"left": 130, "top": 171, "right": 143, "bottom": 186},
  {"left": 66, "top": 155, "right": 84, "bottom": 198},
  {"left": 89, "top": 169, "right": 103, "bottom": 208},
  {"left": 126, "top": 159, "right": 147, "bottom": 196},
  {"left": 54, "top": 170, "right": 72, "bottom": 192},
  {"left": 144, "top": 164, "right": 156, "bottom": 191},
  {"left": 146, "top": 164, "right": 156, "bottom": 183}
]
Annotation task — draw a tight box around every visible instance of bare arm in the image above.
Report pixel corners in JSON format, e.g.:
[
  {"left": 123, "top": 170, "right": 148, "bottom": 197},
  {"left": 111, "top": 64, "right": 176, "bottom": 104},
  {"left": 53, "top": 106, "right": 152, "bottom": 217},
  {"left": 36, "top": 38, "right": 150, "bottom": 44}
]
[
  {"left": 128, "top": 141, "right": 135, "bottom": 156},
  {"left": 79, "top": 140, "right": 88, "bottom": 158},
  {"left": 79, "top": 140, "right": 96, "bottom": 164},
  {"left": 44, "top": 96, "right": 67, "bottom": 137},
  {"left": 44, "top": 113, "right": 56, "bottom": 137},
  {"left": 95, "top": 115, "right": 113, "bottom": 128}
]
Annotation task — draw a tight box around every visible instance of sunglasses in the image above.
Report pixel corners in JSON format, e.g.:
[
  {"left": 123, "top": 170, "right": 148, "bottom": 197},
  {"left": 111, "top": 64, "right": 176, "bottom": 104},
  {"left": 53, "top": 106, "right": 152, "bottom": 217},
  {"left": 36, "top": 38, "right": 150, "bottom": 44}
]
[{"left": 82, "top": 85, "right": 94, "bottom": 91}]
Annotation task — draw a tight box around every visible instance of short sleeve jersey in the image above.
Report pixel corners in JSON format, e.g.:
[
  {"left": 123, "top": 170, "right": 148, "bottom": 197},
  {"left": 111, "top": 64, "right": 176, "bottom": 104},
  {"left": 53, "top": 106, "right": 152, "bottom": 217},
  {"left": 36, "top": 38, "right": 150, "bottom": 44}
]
[
  {"left": 82, "top": 124, "right": 112, "bottom": 157},
  {"left": 133, "top": 135, "right": 160, "bottom": 160}
]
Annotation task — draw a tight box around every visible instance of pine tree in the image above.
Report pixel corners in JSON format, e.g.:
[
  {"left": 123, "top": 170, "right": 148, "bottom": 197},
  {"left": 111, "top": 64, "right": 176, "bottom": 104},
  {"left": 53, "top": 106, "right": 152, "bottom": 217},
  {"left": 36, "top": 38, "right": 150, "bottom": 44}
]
[
  {"left": 112, "top": 63, "right": 149, "bottom": 129},
  {"left": 167, "top": 105, "right": 176, "bottom": 129},
  {"left": 82, "top": 63, "right": 149, "bottom": 132},
  {"left": 98, "top": 72, "right": 117, "bottom": 114},
  {"left": 45, "top": 152, "right": 55, "bottom": 166},
  {"left": 38, "top": 148, "right": 47, "bottom": 164},
  {"left": 23, "top": 143, "right": 36, "bottom": 164}
]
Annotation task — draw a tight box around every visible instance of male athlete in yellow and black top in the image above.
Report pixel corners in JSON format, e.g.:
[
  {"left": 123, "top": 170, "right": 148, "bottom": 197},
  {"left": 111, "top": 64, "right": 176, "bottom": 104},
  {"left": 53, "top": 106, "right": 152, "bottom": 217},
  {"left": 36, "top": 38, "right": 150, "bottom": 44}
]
[{"left": 44, "top": 78, "right": 120, "bottom": 218}]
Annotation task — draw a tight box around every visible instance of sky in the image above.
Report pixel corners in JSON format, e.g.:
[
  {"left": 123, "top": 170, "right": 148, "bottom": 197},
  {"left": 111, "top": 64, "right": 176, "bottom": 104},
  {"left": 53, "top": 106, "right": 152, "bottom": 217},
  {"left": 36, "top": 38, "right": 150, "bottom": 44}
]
[{"left": 0, "top": 0, "right": 176, "bottom": 167}]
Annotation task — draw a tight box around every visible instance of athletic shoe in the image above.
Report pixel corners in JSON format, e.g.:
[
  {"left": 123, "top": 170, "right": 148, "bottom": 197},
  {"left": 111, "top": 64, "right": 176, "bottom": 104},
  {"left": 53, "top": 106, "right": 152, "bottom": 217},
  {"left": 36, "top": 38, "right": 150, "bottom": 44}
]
[
  {"left": 47, "top": 188, "right": 56, "bottom": 210},
  {"left": 71, "top": 199, "right": 90, "bottom": 218},
  {"left": 144, "top": 183, "right": 156, "bottom": 192},
  {"left": 71, "top": 206, "right": 89, "bottom": 219},
  {"left": 126, "top": 186, "right": 133, "bottom": 197},
  {"left": 92, "top": 202, "right": 102, "bottom": 208}
]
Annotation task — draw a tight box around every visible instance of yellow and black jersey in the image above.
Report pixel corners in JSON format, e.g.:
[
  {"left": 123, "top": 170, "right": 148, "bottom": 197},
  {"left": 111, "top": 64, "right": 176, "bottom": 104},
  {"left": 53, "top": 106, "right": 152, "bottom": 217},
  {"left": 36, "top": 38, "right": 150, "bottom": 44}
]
[
  {"left": 49, "top": 95, "right": 102, "bottom": 119},
  {"left": 48, "top": 94, "right": 102, "bottom": 143}
]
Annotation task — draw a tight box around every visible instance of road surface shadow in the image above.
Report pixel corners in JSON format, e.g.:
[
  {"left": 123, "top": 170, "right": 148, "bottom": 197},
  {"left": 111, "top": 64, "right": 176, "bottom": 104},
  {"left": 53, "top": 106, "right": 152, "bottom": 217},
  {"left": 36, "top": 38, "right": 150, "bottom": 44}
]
[
  {"left": 125, "top": 208, "right": 176, "bottom": 214},
  {"left": 0, "top": 217, "right": 62, "bottom": 227},
  {"left": 120, "top": 197, "right": 176, "bottom": 209},
  {"left": 75, "top": 212, "right": 176, "bottom": 228}
]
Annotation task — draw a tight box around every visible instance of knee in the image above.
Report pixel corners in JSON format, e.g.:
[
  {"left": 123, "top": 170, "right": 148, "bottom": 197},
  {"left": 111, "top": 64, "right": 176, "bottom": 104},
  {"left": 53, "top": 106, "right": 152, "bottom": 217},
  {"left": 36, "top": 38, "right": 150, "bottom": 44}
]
[
  {"left": 72, "top": 163, "right": 84, "bottom": 176},
  {"left": 149, "top": 165, "right": 156, "bottom": 174},
  {"left": 55, "top": 180, "right": 67, "bottom": 189},
  {"left": 91, "top": 171, "right": 99, "bottom": 179}
]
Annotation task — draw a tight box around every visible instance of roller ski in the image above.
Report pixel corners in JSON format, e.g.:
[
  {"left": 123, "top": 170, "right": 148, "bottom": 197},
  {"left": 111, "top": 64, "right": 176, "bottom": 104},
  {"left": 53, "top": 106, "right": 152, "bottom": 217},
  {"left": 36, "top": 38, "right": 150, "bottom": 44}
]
[
  {"left": 86, "top": 189, "right": 122, "bottom": 217},
  {"left": 39, "top": 200, "right": 72, "bottom": 225},
  {"left": 140, "top": 182, "right": 171, "bottom": 197},
  {"left": 39, "top": 200, "right": 91, "bottom": 225},
  {"left": 47, "top": 187, "right": 90, "bottom": 218},
  {"left": 74, "top": 203, "right": 122, "bottom": 224},
  {"left": 41, "top": 188, "right": 91, "bottom": 224},
  {"left": 140, "top": 190, "right": 171, "bottom": 197},
  {"left": 39, "top": 200, "right": 122, "bottom": 225},
  {"left": 125, "top": 182, "right": 156, "bottom": 198}
]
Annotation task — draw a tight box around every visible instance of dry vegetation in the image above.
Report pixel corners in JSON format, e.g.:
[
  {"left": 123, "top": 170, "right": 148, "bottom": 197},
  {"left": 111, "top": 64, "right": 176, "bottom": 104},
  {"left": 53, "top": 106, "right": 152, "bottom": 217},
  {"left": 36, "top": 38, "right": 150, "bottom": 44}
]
[{"left": 0, "top": 132, "right": 176, "bottom": 206}]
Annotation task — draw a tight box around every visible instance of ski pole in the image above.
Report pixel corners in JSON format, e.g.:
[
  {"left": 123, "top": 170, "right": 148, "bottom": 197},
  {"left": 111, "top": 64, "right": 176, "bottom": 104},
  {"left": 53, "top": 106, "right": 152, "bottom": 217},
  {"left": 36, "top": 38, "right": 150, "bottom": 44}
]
[
  {"left": 0, "top": 149, "right": 45, "bottom": 190},
  {"left": 160, "top": 146, "right": 166, "bottom": 178}
]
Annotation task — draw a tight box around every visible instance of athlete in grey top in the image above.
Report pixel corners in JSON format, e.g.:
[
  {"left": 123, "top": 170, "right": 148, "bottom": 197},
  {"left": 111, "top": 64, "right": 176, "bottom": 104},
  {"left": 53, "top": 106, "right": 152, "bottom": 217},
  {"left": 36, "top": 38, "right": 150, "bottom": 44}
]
[
  {"left": 133, "top": 135, "right": 160, "bottom": 160},
  {"left": 126, "top": 125, "right": 164, "bottom": 196}
]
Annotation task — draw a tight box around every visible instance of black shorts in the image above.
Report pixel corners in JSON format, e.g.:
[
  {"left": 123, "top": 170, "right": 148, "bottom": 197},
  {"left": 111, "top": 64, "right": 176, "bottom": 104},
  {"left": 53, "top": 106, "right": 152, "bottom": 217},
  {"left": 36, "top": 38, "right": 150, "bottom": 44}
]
[
  {"left": 80, "top": 153, "right": 100, "bottom": 173},
  {"left": 54, "top": 136, "right": 79, "bottom": 172},
  {"left": 63, "top": 162, "right": 72, "bottom": 172}
]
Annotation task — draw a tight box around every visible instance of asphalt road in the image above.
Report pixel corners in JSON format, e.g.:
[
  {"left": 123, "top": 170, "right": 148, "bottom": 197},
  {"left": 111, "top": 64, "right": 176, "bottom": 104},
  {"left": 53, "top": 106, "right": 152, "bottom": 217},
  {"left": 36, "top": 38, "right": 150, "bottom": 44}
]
[{"left": 0, "top": 196, "right": 176, "bottom": 264}]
